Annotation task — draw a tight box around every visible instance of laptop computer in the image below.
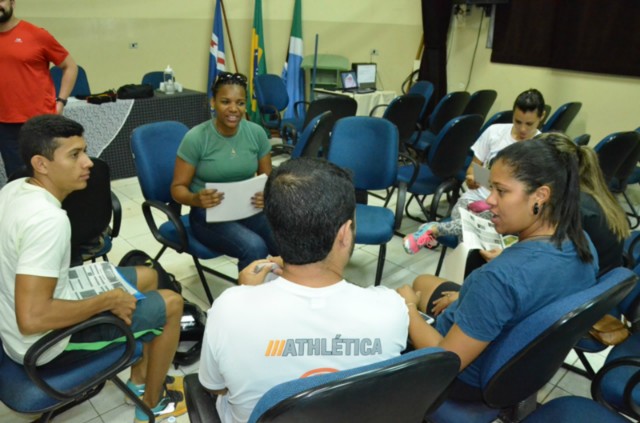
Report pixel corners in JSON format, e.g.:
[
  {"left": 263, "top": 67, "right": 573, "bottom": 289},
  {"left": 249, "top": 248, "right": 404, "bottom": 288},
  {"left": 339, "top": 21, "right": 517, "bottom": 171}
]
[{"left": 340, "top": 71, "right": 358, "bottom": 92}]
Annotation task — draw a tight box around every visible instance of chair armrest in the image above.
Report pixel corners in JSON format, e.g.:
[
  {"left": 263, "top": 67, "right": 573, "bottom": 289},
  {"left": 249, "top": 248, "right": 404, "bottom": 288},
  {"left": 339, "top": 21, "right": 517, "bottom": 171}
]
[
  {"left": 429, "top": 179, "right": 460, "bottom": 222},
  {"left": 259, "top": 104, "right": 282, "bottom": 128},
  {"left": 293, "top": 100, "right": 309, "bottom": 119},
  {"left": 184, "top": 373, "right": 222, "bottom": 423},
  {"left": 23, "top": 315, "right": 137, "bottom": 401},
  {"left": 271, "top": 144, "right": 294, "bottom": 156},
  {"left": 399, "top": 152, "right": 420, "bottom": 189},
  {"left": 110, "top": 191, "right": 122, "bottom": 239},
  {"left": 369, "top": 103, "right": 389, "bottom": 117},
  {"left": 395, "top": 152, "right": 419, "bottom": 230},
  {"left": 592, "top": 356, "right": 640, "bottom": 419},
  {"left": 142, "top": 199, "right": 189, "bottom": 253}
]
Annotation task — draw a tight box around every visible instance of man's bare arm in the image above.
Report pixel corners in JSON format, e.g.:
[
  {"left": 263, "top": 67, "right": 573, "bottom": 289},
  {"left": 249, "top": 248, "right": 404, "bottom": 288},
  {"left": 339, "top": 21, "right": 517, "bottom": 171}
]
[{"left": 15, "top": 274, "right": 136, "bottom": 335}]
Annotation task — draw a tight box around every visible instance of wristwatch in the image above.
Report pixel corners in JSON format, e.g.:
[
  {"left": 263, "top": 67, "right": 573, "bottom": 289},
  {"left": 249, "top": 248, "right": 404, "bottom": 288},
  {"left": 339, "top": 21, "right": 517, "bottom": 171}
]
[{"left": 56, "top": 97, "right": 68, "bottom": 106}]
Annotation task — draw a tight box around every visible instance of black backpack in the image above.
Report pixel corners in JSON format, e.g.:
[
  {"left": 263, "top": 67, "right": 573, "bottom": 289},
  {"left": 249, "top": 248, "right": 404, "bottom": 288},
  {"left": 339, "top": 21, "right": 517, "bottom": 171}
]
[
  {"left": 118, "top": 249, "right": 181, "bottom": 294},
  {"left": 118, "top": 250, "right": 206, "bottom": 367},
  {"left": 117, "top": 83, "right": 154, "bottom": 99}
]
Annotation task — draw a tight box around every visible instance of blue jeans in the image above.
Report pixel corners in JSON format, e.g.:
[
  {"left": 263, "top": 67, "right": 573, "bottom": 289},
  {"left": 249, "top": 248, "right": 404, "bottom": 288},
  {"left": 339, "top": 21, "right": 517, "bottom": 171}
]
[
  {"left": 0, "top": 123, "right": 25, "bottom": 182},
  {"left": 189, "top": 207, "right": 278, "bottom": 271}
]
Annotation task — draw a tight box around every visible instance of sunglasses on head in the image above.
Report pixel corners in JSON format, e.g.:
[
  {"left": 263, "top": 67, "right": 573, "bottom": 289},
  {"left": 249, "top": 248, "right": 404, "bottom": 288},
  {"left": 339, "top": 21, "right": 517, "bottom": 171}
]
[{"left": 216, "top": 72, "right": 248, "bottom": 85}]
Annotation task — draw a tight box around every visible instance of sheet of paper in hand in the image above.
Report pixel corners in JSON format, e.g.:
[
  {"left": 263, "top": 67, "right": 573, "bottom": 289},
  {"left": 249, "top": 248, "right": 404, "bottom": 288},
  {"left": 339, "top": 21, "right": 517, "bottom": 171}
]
[
  {"left": 68, "top": 262, "right": 145, "bottom": 300},
  {"left": 205, "top": 174, "right": 268, "bottom": 222},
  {"left": 472, "top": 162, "right": 490, "bottom": 188},
  {"left": 460, "top": 208, "right": 505, "bottom": 251}
]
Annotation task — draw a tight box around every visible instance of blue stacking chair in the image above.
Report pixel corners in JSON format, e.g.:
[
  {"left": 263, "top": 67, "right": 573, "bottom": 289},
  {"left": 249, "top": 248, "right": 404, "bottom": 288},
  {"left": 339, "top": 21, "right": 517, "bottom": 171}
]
[
  {"left": 592, "top": 330, "right": 640, "bottom": 421},
  {"left": 50, "top": 65, "right": 91, "bottom": 97},
  {"left": 407, "top": 80, "right": 435, "bottom": 128},
  {"left": 463, "top": 89, "right": 498, "bottom": 122},
  {"left": 541, "top": 101, "right": 582, "bottom": 133},
  {"left": 391, "top": 114, "right": 484, "bottom": 224},
  {"left": 412, "top": 91, "right": 470, "bottom": 153},
  {"left": 0, "top": 315, "right": 153, "bottom": 422},
  {"left": 523, "top": 397, "right": 629, "bottom": 423},
  {"left": 141, "top": 71, "right": 165, "bottom": 89},
  {"left": 428, "top": 267, "right": 637, "bottom": 423},
  {"left": 274, "top": 111, "right": 334, "bottom": 159},
  {"left": 625, "top": 127, "right": 640, "bottom": 190},
  {"left": 254, "top": 74, "right": 305, "bottom": 136},
  {"left": 594, "top": 131, "right": 640, "bottom": 229},
  {"left": 281, "top": 96, "right": 357, "bottom": 145},
  {"left": 370, "top": 94, "right": 426, "bottom": 151},
  {"left": 184, "top": 347, "right": 460, "bottom": 423},
  {"left": 130, "top": 121, "right": 236, "bottom": 304},
  {"left": 327, "top": 117, "right": 404, "bottom": 286}
]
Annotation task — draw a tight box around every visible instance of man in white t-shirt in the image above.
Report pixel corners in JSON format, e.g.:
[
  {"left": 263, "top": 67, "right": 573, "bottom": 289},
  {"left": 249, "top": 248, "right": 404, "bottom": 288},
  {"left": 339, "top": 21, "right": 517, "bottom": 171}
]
[
  {"left": 198, "top": 158, "right": 410, "bottom": 423},
  {"left": 0, "top": 115, "right": 186, "bottom": 423}
]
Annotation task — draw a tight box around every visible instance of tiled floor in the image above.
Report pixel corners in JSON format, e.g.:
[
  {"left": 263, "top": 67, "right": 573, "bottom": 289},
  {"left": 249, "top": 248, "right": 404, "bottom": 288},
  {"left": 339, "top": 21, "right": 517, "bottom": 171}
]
[{"left": 1, "top": 162, "right": 632, "bottom": 422}]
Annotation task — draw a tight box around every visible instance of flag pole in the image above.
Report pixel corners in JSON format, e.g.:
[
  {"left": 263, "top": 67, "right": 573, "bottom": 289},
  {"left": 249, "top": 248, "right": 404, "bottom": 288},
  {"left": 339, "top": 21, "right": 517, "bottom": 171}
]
[
  {"left": 310, "top": 34, "right": 319, "bottom": 102},
  {"left": 219, "top": 0, "right": 238, "bottom": 73}
]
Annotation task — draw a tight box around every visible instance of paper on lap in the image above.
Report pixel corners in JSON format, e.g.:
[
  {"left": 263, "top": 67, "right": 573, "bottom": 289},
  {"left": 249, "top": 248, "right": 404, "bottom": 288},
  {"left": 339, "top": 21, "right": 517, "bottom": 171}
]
[{"left": 205, "top": 174, "right": 267, "bottom": 222}]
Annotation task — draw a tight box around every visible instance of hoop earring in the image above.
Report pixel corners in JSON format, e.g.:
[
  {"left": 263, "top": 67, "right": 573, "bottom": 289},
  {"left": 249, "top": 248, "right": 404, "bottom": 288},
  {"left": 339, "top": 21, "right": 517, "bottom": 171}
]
[{"left": 533, "top": 203, "right": 540, "bottom": 215}]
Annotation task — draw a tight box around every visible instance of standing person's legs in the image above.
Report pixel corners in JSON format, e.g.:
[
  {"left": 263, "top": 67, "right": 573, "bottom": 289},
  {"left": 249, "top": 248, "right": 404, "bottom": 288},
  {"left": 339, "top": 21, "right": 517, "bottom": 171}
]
[
  {"left": 190, "top": 208, "right": 272, "bottom": 271},
  {"left": 0, "top": 123, "right": 25, "bottom": 181}
]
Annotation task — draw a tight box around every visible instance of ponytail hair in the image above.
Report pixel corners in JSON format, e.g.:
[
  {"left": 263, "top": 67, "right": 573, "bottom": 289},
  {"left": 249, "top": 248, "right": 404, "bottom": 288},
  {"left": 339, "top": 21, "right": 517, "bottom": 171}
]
[
  {"left": 535, "top": 132, "right": 630, "bottom": 241},
  {"left": 494, "top": 138, "right": 593, "bottom": 263}
]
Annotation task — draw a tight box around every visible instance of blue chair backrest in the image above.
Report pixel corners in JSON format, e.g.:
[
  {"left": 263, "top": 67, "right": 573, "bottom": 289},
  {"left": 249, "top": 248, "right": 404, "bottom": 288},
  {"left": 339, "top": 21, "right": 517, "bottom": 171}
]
[
  {"left": 302, "top": 96, "right": 357, "bottom": 129},
  {"left": 381, "top": 94, "right": 425, "bottom": 143},
  {"left": 478, "top": 267, "right": 637, "bottom": 408},
  {"left": 248, "top": 347, "right": 460, "bottom": 423},
  {"left": 479, "top": 110, "right": 513, "bottom": 135},
  {"left": 327, "top": 117, "right": 399, "bottom": 190},
  {"left": 408, "top": 80, "right": 435, "bottom": 123},
  {"left": 50, "top": 65, "right": 91, "bottom": 97},
  {"left": 427, "top": 114, "right": 484, "bottom": 179},
  {"left": 254, "top": 74, "right": 289, "bottom": 113},
  {"left": 130, "top": 121, "right": 189, "bottom": 203},
  {"left": 541, "top": 101, "right": 582, "bottom": 133},
  {"left": 291, "top": 111, "right": 333, "bottom": 159},
  {"left": 593, "top": 131, "right": 640, "bottom": 185},
  {"left": 428, "top": 91, "right": 471, "bottom": 135},
  {"left": 463, "top": 89, "right": 498, "bottom": 121},
  {"left": 141, "top": 71, "right": 164, "bottom": 89}
]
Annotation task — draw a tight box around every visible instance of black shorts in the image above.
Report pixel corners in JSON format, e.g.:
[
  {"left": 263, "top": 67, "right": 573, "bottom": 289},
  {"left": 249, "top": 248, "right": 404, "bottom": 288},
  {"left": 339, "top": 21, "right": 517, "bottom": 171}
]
[{"left": 426, "top": 281, "right": 461, "bottom": 316}]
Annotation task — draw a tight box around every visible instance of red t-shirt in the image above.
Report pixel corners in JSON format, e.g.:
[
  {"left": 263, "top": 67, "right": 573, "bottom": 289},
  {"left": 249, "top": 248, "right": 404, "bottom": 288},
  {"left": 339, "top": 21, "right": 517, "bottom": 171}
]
[{"left": 0, "top": 20, "right": 69, "bottom": 123}]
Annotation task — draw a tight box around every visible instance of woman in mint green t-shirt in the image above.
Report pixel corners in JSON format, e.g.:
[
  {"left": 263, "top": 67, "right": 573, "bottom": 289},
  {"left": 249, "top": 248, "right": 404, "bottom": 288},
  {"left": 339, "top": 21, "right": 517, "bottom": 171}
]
[{"left": 171, "top": 72, "right": 278, "bottom": 272}]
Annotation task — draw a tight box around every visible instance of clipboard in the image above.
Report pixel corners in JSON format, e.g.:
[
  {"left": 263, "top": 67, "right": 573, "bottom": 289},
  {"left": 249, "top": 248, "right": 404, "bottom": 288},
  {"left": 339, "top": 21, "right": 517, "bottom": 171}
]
[{"left": 205, "top": 174, "right": 268, "bottom": 222}]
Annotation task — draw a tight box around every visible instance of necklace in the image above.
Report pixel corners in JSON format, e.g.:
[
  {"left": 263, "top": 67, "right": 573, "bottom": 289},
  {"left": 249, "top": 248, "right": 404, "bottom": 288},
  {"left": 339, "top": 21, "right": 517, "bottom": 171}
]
[{"left": 214, "top": 120, "right": 238, "bottom": 157}]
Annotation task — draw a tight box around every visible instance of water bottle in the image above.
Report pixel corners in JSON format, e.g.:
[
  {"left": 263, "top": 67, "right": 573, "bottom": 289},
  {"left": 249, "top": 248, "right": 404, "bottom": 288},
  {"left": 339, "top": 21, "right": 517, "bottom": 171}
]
[{"left": 163, "top": 65, "right": 175, "bottom": 95}]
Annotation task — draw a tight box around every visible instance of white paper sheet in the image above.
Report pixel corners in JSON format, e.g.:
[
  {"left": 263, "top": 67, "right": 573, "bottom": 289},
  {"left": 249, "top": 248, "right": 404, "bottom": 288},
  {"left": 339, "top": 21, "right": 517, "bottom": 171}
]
[
  {"left": 205, "top": 174, "right": 268, "bottom": 222},
  {"left": 472, "top": 162, "right": 491, "bottom": 188}
]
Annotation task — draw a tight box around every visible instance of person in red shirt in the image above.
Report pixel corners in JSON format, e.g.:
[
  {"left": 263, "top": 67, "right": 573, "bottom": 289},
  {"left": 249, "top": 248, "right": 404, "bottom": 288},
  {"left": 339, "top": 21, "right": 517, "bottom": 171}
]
[{"left": 0, "top": 0, "right": 78, "bottom": 180}]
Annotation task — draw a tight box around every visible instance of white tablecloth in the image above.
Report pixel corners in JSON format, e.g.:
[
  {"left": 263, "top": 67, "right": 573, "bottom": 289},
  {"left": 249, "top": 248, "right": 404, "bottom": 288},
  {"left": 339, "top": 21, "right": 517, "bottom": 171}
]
[
  {"left": 313, "top": 89, "right": 397, "bottom": 116},
  {"left": 63, "top": 98, "right": 134, "bottom": 157}
]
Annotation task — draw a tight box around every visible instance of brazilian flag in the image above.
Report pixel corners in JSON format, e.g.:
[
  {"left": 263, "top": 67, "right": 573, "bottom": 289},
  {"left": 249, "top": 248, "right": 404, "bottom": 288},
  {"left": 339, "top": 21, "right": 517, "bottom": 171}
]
[{"left": 247, "top": 0, "right": 267, "bottom": 124}]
